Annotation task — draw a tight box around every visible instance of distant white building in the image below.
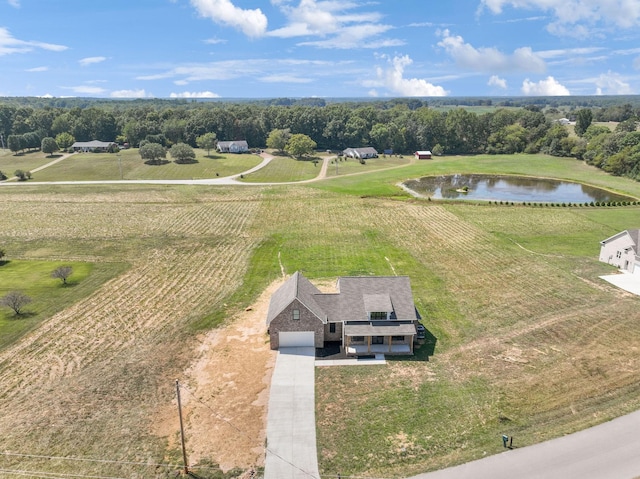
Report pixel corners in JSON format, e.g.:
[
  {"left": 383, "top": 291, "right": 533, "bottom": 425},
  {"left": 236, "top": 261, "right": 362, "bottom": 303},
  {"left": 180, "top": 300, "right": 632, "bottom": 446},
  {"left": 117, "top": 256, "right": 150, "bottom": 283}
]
[
  {"left": 342, "top": 147, "right": 378, "bottom": 159},
  {"left": 72, "top": 140, "right": 116, "bottom": 152},
  {"left": 217, "top": 140, "right": 249, "bottom": 153},
  {"left": 599, "top": 229, "right": 640, "bottom": 274}
]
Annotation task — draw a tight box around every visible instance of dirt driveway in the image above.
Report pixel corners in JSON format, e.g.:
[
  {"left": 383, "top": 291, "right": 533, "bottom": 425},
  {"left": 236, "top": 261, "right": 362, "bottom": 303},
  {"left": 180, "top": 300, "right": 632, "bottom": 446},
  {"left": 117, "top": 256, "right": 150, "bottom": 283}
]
[{"left": 154, "top": 280, "right": 283, "bottom": 472}]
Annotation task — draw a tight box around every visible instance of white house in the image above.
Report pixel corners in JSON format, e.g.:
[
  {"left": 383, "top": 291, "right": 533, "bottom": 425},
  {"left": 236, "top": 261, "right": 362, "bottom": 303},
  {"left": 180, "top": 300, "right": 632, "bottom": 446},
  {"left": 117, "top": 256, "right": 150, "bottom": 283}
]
[
  {"left": 71, "top": 140, "right": 116, "bottom": 152},
  {"left": 599, "top": 229, "right": 640, "bottom": 274},
  {"left": 342, "top": 147, "right": 378, "bottom": 159},
  {"left": 217, "top": 140, "right": 249, "bottom": 154}
]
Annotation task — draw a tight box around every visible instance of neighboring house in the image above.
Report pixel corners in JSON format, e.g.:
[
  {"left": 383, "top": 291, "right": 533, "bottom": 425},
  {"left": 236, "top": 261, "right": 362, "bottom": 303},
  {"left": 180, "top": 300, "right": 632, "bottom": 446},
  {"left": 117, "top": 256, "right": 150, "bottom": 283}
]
[
  {"left": 599, "top": 229, "right": 640, "bottom": 274},
  {"left": 415, "top": 150, "right": 432, "bottom": 160},
  {"left": 555, "top": 118, "right": 571, "bottom": 125},
  {"left": 71, "top": 140, "right": 116, "bottom": 152},
  {"left": 342, "top": 147, "right": 378, "bottom": 159},
  {"left": 217, "top": 140, "right": 249, "bottom": 153},
  {"left": 266, "top": 271, "right": 420, "bottom": 356}
]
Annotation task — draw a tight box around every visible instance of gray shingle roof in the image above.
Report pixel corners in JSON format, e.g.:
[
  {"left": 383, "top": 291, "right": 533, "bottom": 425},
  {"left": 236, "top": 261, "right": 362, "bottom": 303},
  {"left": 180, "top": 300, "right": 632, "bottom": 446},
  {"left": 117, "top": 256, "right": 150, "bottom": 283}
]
[
  {"left": 266, "top": 272, "right": 326, "bottom": 325},
  {"left": 266, "top": 272, "right": 418, "bottom": 325}
]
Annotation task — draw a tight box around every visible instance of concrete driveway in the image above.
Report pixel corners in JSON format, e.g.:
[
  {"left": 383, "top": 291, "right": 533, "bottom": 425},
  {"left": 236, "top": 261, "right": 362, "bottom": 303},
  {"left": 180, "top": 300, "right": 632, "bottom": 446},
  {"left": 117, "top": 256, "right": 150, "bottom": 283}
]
[
  {"left": 600, "top": 272, "right": 640, "bottom": 296},
  {"left": 264, "top": 347, "right": 320, "bottom": 479}
]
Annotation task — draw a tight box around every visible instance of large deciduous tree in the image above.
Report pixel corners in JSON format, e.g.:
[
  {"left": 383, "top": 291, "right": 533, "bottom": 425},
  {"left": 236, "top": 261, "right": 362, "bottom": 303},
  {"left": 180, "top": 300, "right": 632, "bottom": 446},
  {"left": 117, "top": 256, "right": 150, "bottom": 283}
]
[
  {"left": 266, "top": 128, "right": 291, "bottom": 153},
  {"left": 51, "top": 266, "right": 73, "bottom": 285},
  {"left": 55, "top": 132, "right": 75, "bottom": 150},
  {"left": 139, "top": 142, "right": 166, "bottom": 165},
  {"left": 41, "top": 137, "right": 59, "bottom": 157},
  {"left": 0, "top": 291, "right": 32, "bottom": 316},
  {"left": 170, "top": 143, "right": 196, "bottom": 164},
  {"left": 7, "top": 134, "right": 23, "bottom": 155},
  {"left": 196, "top": 132, "right": 217, "bottom": 157},
  {"left": 574, "top": 109, "right": 593, "bottom": 137},
  {"left": 286, "top": 133, "right": 316, "bottom": 158}
]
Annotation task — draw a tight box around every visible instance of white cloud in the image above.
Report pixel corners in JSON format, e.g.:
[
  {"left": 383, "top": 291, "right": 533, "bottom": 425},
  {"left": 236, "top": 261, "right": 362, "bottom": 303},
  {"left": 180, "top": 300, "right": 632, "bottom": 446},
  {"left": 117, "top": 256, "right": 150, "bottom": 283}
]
[
  {"left": 0, "top": 27, "right": 67, "bottom": 56},
  {"left": 522, "top": 76, "right": 570, "bottom": 95},
  {"left": 261, "top": 75, "right": 312, "bottom": 83},
  {"left": 437, "top": 29, "right": 545, "bottom": 73},
  {"left": 480, "top": 0, "right": 640, "bottom": 35},
  {"left": 79, "top": 56, "right": 107, "bottom": 66},
  {"left": 38, "top": 93, "right": 53, "bottom": 98},
  {"left": 204, "top": 38, "right": 227, "bottom": 45},
  {"left": 170, "top": 91, "right": 220, "bottom": 98},
  {"left": 8, "top": 0, "right": 20, "bottom": 7},
  {"left": 488, "top": 75, "right": 507, "bottom": 89},
  {"left": 63, "top": 85, "right": 107, "bottom": 95},
  {"left": 111, "top": 89, "right": 150, "bottom": 98},
  {"left": 594, "top": 71, "right": 634, "bottom": 94},
  {"left": 190, "top": 0, "right": 268, "bottom": 37},
  {"left": 374, "top": 55, "right": 448, "bottom": 97},
  {"left": 268, "top": 0, "right": 401, "bottom": 49},
  {"left": 26, "top": 66, "right": 48, "bottom": 72}
]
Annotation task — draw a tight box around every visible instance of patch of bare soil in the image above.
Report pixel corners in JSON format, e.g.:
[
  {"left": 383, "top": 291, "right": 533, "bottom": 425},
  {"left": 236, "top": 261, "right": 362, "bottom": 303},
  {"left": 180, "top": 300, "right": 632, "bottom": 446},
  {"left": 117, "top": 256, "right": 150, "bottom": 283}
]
[{"left": 154, "top": 280, "right": 283, "bottom": 472}]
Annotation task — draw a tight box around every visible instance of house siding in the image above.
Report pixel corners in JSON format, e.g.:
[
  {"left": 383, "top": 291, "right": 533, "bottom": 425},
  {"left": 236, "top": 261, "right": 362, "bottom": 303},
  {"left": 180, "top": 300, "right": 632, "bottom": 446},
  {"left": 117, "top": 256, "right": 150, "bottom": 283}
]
[
  {"left": 268, "top": 299, "right": 325, "bottom": 350},
  {"left": 324, "top": 321, "right": 343, "bottom": 342},
  {"left": 599, "top": 233, "right": 637, "bottom": 273}
]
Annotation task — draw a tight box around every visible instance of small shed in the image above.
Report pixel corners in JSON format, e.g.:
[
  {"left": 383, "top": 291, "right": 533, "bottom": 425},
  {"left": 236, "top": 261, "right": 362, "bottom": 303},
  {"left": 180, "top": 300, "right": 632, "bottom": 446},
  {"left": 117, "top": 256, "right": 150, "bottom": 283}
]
[{"left": 415, "top": 150, "right": 432, "bottom": 160}]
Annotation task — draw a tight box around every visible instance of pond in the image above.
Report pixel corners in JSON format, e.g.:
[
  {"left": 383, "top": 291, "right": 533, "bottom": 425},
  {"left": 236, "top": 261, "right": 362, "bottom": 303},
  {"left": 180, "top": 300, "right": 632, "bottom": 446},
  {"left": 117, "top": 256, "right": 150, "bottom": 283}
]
[{"left": 403, "top": 174, "right": 636, "bottom": 203}]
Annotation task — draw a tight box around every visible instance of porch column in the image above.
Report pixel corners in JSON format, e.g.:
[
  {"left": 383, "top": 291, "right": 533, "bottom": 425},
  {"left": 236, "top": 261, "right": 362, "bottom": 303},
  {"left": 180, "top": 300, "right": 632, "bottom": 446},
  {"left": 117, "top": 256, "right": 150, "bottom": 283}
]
[
  {"left": 367, "top": 336, "right": 371, "bottom": 354},
  {"left": 388, "top": 336, "right": 392, "bottom": 353},
  {"left": 410, "top": 336, "right": 414, "bottom": 354}
]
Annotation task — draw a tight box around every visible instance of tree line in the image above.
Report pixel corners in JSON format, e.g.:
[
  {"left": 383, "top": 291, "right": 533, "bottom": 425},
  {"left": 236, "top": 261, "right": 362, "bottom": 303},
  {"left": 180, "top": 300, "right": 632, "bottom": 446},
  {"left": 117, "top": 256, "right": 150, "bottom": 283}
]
[{"left": 1, "top": 98, "right": 639, "bottom": 181}]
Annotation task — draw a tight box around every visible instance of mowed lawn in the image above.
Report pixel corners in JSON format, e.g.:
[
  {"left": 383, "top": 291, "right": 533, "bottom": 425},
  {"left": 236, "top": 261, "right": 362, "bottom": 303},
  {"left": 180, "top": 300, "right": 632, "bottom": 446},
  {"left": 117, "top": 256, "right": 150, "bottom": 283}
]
[
  {"left": 32, "top": 148, "right": 263, "bottom": 181},
  {"left": 0, "top": 154, "right": 639, "bottom": 478}
]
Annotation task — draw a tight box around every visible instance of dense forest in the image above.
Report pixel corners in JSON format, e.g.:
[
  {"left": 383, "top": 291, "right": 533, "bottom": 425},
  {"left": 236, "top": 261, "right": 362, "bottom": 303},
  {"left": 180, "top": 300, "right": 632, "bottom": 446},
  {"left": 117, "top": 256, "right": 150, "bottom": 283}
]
[{"left": 1, "top": 96, "right": 640, "bottom": 181}]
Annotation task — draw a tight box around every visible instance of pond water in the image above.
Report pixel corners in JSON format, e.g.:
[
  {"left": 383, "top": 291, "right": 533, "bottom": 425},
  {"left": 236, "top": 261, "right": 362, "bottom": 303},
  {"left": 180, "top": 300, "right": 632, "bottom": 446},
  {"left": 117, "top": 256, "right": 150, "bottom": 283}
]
[{"left": 403, "top": 174, "right": 635, "bottom": 203}]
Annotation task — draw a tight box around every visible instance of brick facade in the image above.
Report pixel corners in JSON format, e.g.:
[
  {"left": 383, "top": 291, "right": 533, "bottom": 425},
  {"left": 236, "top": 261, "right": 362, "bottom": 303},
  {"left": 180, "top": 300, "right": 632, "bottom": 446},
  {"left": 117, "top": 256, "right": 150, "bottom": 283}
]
[{"left": 268, "top": 299, "right": 325, "bottom": 350}]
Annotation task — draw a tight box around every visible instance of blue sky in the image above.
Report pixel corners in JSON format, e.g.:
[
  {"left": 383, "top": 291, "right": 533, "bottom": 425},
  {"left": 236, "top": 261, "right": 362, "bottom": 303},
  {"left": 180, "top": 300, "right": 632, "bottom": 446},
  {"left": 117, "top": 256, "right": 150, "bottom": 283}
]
[{"left": 2, "top": 0, "right": 640, "bottom": 98}]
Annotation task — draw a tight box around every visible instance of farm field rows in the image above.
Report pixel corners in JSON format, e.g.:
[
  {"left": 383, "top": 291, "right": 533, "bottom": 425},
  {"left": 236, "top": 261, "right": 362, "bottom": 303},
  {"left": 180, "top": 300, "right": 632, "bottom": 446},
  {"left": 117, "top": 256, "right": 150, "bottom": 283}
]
[{"left": 0, "top": 154, "right": 638, "bottom": 478}]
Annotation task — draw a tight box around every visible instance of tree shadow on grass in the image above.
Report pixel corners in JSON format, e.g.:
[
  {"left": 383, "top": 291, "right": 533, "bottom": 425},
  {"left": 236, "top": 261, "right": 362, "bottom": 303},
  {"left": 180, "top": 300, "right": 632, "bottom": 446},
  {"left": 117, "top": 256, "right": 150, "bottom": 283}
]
[
  {"left": 204, "top": 154, "right": 225, "bottom": 160},
  {"left": 144, "top": 159, "right": 171, "bottom": 165},
  {"left": 5, "top": 311, "right": 36, "bottom": 320},
  {"left": 174, "top": 159, "right": 200, "bottom": 165},
  {"left": 0, "top": 260, "right": 10, "bottom": 267}
]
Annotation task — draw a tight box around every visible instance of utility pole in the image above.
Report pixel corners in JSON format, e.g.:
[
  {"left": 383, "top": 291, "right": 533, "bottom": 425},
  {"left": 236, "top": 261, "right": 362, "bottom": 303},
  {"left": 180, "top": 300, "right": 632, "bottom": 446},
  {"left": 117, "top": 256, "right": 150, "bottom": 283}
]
[
  {"left": 117, "top": 155, "right": 123, "bottom": 180},
  {"left": 175, "top": 380, "right": 189, "bottom": 475}
]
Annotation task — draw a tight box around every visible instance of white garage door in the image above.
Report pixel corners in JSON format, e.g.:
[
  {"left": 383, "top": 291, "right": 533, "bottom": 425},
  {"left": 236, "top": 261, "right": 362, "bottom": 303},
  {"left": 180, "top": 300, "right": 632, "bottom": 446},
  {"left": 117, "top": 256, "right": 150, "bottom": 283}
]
[
  {"left": 279, "top": 331, "right": 315, "bottom": 348},
  {"left": 633, "top": 263, "right": 640, "bottom": 275}
]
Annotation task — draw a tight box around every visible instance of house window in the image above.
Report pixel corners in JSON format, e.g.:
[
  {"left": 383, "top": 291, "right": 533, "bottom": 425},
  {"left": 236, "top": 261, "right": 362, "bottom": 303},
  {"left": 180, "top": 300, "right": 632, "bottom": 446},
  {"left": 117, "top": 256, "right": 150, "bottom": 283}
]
[
  {"left": 372, "top": 336, "right": 384, "bottom": 345},
  {"left": 329, "top": 323, "right": 336, "bottom": 333},
  {"left": 370, "top": 311, "right": 388, "bottom": 320},
  {"left": 616, "top": 251, "right": 622, "bottom": 258},
  {"left": 352, "top": 336, "right": 365, "bottom": 342},
  {"left": 391, "top": 335, "right": 405, "bottom": 341},
  {"left": 292, "top": 309, "right": 300, "bottom": 320}
]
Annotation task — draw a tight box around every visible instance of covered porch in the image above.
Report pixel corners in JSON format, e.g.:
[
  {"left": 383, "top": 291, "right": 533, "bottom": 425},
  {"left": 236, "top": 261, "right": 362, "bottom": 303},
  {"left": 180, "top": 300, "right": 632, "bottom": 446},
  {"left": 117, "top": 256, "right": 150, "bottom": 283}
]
[{"left": 343, "top": 321, "right": 416, "bottom": 356}]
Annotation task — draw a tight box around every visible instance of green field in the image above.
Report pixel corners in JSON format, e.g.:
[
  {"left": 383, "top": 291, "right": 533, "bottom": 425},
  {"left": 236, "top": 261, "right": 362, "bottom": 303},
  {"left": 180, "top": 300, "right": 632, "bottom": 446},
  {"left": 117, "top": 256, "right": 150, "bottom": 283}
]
[{"left": 0, "top": 153, "right": 639, "bottom": 478}]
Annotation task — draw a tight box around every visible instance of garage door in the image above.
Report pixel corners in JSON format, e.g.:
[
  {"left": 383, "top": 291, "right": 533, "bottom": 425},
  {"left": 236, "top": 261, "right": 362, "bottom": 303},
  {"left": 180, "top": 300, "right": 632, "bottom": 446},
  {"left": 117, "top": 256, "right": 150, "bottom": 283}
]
[
  {"left": 279, "top": 331, "right": 315, "bottom": 348},
  {"left": 633, "top": 263, "right": 640, "bottom": 275}
]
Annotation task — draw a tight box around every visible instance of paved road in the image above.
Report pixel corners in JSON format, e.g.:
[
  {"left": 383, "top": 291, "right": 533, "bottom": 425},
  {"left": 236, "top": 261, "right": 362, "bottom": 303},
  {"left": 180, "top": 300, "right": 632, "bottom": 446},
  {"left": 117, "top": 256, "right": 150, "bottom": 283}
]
[
  {"left": 410, "top": 409, "right": 640, "bottom": 479},
  {"left": 264, "top": 347, "right": 320, "bottom": 479}
]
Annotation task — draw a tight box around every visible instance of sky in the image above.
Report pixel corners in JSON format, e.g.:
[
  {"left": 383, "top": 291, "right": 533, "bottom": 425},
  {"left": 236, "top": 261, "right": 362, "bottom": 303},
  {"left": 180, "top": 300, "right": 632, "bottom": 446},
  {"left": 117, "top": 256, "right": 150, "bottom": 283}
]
[{"left": 2, "top": 0, "right": 640, "bottom": 98}]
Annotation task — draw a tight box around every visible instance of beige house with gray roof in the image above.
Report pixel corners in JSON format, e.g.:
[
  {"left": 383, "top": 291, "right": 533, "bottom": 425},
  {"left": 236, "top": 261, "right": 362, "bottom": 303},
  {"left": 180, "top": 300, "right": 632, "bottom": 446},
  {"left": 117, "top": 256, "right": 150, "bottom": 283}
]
[{"left": 266, "top": 271, "right": 420, "bottom": 355}]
